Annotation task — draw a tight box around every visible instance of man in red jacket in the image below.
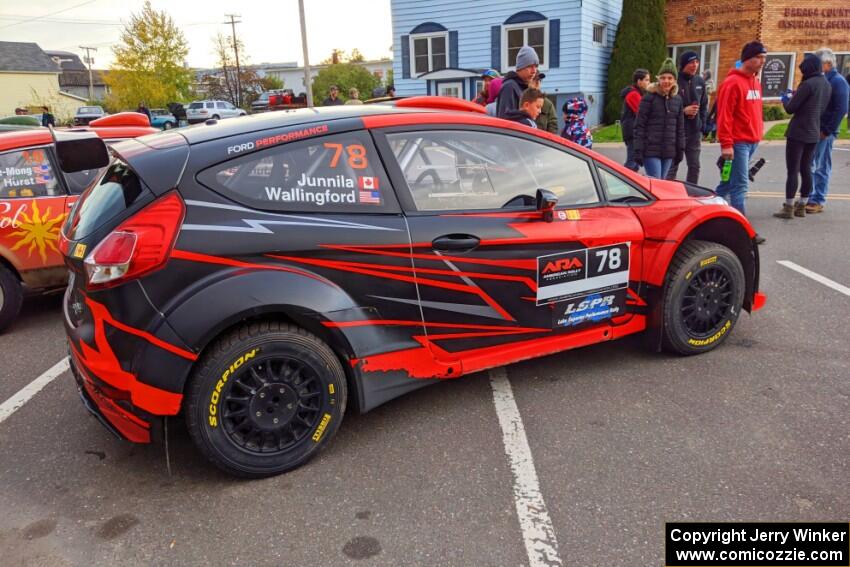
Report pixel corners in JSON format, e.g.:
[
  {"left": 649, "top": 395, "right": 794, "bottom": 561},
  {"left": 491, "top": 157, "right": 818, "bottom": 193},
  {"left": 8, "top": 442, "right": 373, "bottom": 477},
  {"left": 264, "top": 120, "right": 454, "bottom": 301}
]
[{"left": 715, "top": 41, "right": 767, "bottom": 234}]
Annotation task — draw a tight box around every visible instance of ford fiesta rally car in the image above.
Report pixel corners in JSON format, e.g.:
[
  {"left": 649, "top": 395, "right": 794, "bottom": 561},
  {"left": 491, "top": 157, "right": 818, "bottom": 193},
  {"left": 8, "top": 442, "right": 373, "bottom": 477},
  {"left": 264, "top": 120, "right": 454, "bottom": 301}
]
[
  {"left": 0, "top": 113, "right": 157, "bottom": 332},
  {"left": 59, "top": 98, "right": 765, "bottom": 477}
]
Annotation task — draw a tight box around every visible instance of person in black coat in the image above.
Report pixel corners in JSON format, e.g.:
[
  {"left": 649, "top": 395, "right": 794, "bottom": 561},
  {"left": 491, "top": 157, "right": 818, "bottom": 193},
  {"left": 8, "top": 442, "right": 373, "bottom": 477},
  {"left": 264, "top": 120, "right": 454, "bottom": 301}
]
[
  {"left": 620, "top": 68, "right": 650, "bottom": 171},
  {"left": 773, "top": 53, "right": 832, "bottom": 219},
  {"left": 666, "top": 50, "right": 708, "bottom": 184},
  {"left": 633, "top": 58, "right": 685, "bottom": 179}
]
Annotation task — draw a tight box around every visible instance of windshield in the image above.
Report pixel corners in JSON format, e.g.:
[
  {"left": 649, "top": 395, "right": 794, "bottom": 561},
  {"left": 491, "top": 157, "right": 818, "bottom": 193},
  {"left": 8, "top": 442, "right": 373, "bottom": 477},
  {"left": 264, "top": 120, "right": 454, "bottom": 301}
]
[{"left": 78, "top": 107, "right": 101, "bottom": 114}]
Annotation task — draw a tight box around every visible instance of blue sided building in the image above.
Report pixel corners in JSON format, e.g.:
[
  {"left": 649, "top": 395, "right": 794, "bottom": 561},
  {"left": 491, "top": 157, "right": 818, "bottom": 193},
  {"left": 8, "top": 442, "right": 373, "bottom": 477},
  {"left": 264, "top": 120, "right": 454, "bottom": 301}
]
[{"left": 390, "top": 0, "right": 623, "bottom": 127}]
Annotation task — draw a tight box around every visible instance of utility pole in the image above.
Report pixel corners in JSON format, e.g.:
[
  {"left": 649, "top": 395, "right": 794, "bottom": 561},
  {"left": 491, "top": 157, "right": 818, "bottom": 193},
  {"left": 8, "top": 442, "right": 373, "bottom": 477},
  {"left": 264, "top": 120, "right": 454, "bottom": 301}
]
[
  {"left": 224, "top": 14, "right": 243, "bottom": 108},
  {"left": 298, "top": 0, "right": 313, "bottom": 108},
  {"left": 79, "top": 45, "right": 97, "bottom": 101}
]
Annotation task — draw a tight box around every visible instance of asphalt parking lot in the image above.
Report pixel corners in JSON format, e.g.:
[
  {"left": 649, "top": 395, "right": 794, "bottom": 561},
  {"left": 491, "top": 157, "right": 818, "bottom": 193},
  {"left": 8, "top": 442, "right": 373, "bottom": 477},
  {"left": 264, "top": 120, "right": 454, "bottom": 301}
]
[{"left": 1, "top": 141, "right": 848, "bottom": 566}]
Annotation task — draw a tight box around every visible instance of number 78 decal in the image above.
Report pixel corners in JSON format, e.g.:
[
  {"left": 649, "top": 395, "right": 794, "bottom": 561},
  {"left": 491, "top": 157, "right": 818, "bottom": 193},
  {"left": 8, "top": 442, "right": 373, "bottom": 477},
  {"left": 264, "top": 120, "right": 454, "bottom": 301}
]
[{"left": 536, "top": 242, "right": 631, "bottom": 305}]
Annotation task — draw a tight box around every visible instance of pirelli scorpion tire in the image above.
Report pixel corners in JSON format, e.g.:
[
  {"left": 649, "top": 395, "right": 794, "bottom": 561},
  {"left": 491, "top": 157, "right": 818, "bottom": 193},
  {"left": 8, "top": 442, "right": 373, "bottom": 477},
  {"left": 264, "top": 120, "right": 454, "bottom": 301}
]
[
  {"left": 185, "top": 321, "right": 347, "bottom": 478},
  {"left": 661, "top": 240, "right": 745, "bottom": 355},
  {"left": 0, "top": 264, "right": 23, "bottom": 333}
]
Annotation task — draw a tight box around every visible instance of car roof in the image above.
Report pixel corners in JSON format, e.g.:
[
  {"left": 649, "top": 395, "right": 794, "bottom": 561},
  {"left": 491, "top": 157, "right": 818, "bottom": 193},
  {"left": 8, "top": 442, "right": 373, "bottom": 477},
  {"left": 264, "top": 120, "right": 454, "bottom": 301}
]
[{"left": 174, "top": 104, "right": 435, "bottom": 145}]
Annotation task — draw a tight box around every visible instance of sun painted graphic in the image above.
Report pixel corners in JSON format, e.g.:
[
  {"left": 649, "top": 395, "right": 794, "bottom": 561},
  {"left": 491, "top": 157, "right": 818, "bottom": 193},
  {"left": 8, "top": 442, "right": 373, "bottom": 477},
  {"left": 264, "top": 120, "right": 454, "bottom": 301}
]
[{"left": 8, "top": 200, "right": 67, "bottom": 263}]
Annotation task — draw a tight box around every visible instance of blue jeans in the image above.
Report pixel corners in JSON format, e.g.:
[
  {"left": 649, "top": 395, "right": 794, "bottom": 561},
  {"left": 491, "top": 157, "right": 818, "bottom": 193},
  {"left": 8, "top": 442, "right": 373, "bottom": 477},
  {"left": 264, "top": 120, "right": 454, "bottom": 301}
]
[
  {"left": 644, "top": 157, "right": 672, "bottom": 179},
  {"left": 809, "top": 134, "right": 835, "bottom": 205},
  {"left": 715, "top": 142, "right": 758, "bottom": 215}
]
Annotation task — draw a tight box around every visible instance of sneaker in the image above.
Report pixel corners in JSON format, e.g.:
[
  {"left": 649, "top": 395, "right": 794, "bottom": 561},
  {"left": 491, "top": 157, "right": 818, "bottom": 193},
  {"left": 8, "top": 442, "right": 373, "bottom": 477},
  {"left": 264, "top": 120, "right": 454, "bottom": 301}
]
[
  {"left": 773, "top": 203, "right": 794, "bottom": 219},
  {"left": 754, "top": 234, "right": 766, "bottom": 245},
  {"left": 806, "top": 203, "right": 823, "bottom": 214},
  {"left": 794, "top": 201, "right": 806, "bottom": 217}
]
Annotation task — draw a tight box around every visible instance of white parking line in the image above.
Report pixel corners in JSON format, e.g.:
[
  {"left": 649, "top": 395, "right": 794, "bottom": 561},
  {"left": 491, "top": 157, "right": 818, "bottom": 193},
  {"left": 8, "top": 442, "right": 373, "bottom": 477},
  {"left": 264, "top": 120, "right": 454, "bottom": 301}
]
[
  {"left": 489, "top": 367, "right": 563, "bottom": 567},
  {"left": 777, "top": 261, "right": 850, "bottom": 297},
  {"left": 0, "top": 357, "right": 69, "bottom": 425}
]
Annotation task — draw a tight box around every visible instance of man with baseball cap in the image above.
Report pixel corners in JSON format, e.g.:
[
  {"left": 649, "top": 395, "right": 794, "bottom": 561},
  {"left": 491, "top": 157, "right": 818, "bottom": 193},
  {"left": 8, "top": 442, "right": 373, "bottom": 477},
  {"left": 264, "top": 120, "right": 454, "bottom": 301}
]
[
  {"left": 666, "top": 50, "right": 708, "bottom": 184},
  {"left": 497, "top": 45, "right": 539, "bottom": 119},
  {"left": 714, "top": 41, "right": 767, "bottom": 242}
]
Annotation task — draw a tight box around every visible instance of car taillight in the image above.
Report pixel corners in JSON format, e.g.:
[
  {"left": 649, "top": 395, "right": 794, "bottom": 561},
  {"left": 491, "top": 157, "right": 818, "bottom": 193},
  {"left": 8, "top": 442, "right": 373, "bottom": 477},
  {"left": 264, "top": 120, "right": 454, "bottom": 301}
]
[{"left": 83, "top": 192, "right": 184, "bottom": 288}]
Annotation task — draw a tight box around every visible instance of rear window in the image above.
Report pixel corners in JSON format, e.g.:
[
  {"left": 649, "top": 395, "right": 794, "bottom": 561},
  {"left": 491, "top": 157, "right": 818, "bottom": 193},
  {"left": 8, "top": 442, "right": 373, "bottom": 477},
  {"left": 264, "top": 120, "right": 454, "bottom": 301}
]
[
  {"left": 0, "top": 147, "right": 61, "bottom": 198},
  {"left": 79, "top": 107, "right": 101, "bottom": 114},
  {"left": 197, "top": 130, "right": 396, "bottom": 213},
  {"left": 188, "top": 103, "right": 204, "bottom": 109},
  {"left": 64, "top": 160, "right": 149, "bottom": 240}
]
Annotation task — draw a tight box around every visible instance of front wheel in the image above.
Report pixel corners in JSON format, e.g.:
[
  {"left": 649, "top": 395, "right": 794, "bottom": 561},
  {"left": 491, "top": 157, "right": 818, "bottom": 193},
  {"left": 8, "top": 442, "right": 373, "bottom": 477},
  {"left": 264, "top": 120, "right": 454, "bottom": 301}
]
[
  {"left": 163, "top": 121, "right": 173, "bottom": 130},
  {"left": 185, "top": 321, "right": 347, "bottom": 478},
  {"left": 661, "top": 240, "right": 745, "bottom": 355},
  {"left": 0, "top": 264, "right": 23, "bottom": 333}
]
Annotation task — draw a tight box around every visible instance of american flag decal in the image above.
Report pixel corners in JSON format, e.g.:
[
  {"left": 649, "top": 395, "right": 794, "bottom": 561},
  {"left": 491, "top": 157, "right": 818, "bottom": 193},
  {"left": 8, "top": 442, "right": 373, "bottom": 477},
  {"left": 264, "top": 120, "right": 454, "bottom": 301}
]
[{"left": 358, "top": 190, "right": 381, "bottom": 204}]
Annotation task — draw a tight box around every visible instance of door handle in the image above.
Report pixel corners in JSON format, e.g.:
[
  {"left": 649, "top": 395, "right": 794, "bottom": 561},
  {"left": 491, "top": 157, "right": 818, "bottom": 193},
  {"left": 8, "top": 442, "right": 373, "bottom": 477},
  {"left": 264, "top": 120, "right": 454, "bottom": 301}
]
[{"left": 432, "top": 234, "right": 480, "bottom": 253}]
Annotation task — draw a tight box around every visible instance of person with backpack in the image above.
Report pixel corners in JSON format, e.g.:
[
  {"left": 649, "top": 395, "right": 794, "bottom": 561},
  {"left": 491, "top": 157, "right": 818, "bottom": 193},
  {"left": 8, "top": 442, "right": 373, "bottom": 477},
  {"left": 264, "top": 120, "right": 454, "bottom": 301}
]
[
  {"left": 633, "top": 58, "right": 685, "bottom": 179},
  {"left": 620, "top": 69, "right": 650, "bottom": 171},
  {"left": 773, "top": 53, "right": 832, "bottom": 219}
]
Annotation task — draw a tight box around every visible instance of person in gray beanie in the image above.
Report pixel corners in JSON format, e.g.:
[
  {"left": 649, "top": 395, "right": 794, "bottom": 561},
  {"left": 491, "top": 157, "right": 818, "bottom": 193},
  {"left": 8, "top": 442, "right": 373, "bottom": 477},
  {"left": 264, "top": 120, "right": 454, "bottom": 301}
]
[{"left": 497, "top": 45, "right": 539, "bottom": 119}]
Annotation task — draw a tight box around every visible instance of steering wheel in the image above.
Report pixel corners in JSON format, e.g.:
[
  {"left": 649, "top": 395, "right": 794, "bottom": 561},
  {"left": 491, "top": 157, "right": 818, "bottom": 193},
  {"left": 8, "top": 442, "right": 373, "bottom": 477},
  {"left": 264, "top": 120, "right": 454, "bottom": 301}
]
[
  {"left": 502, "top": 194, "right": 536, "bottom": 208},
  {"left": 414, "top": 169, "right": 445, "bottom": 192}
]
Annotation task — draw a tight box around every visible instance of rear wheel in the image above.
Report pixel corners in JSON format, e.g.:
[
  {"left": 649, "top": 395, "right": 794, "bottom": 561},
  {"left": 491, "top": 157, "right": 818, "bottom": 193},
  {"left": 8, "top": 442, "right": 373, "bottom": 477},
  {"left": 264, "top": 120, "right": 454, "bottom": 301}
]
[
  {"left": 0, "top": 264, "right": 23, "bottom": 333},
  {"left": 211, "top": 114, "right": 220, "bottom": 120},
  {"left": 163, "top": 121, "right": 173, "bottom": 130},
  {"left": 185, "top": 321, "right": 347, "bottom": 478},
  {"left": 661, "top": 240, "right": 745, "bottom": 355}
]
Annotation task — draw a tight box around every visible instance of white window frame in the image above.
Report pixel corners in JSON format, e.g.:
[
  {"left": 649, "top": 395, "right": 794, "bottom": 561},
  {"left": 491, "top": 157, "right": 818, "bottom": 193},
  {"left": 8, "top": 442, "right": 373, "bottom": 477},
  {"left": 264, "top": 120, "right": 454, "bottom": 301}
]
[
  {"left": 592, "top": 22, "right": 607, "bottom": 47},
  {"left": 667, "top": 41, "right": 720, "bottom": 90},
  {"left": 502, "top": 20, "right": 549, "bottom": 72},
  {"left": 409, "top": 32, "right": 449, "bottom": 78}
]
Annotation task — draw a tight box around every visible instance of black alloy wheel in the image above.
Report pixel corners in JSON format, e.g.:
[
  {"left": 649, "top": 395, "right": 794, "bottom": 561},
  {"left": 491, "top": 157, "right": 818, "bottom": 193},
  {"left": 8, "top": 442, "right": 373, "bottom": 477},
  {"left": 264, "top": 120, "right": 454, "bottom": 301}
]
[
  {"left": 186, "top": 321, "right": 347, "bottom": 478},
  {"left": 661, "top": 240, "right": 745, "bottom": 354}
]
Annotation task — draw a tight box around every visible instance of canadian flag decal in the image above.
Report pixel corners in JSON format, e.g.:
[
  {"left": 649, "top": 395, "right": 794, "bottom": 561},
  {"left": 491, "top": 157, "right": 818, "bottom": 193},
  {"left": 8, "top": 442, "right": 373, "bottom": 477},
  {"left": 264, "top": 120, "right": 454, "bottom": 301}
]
[{"left": 358, "top": 176, "right": 379, "bottom": 190}]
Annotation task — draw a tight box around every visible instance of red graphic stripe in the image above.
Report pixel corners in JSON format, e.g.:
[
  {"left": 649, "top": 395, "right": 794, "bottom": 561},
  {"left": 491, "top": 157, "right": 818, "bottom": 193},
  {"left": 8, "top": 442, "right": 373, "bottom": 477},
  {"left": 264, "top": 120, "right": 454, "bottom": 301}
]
[
  {"left": 269, "top": 254, "right": 514, "bottom": 321},
  {"left": 323, "top": 319, "right": 547, "bottom": 332},
  {"left": 270, "top": 254, "right": 537, "bottom": 292},
  {"left": 320, "top": 244, "right": 537, "bottom": 271},
  {"left": 171, "top": 249, "right": 334, "bottom": 286}
]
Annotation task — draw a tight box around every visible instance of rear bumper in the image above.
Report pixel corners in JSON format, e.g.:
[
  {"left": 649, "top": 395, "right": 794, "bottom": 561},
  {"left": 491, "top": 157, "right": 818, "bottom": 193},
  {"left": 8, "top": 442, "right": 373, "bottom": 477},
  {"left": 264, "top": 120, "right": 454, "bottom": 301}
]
[{"left": 69, "top": 347, "right": 153, "bottom": 443}]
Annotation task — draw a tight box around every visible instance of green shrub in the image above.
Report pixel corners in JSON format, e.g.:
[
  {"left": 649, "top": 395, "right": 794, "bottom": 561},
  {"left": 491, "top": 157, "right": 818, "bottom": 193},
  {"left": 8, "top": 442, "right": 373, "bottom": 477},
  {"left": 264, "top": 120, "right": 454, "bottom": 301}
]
[{"left": 763, "top": 105, "right": 788, "bottom": 121}]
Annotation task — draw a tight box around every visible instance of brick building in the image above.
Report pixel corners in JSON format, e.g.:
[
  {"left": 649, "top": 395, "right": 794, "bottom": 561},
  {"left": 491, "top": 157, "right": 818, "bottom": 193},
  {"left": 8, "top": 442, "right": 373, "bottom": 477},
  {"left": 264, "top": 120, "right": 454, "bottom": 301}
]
[{"left": 666, "top": 1, "right": 850, "bottom": 99}]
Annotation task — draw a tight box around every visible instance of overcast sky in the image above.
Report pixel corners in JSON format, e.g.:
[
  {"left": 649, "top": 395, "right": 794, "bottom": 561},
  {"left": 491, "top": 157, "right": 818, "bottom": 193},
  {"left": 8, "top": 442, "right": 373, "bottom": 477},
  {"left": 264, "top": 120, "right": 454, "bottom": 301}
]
[{"left": 0, "top": 0, "right": 394, "bottom": 69}]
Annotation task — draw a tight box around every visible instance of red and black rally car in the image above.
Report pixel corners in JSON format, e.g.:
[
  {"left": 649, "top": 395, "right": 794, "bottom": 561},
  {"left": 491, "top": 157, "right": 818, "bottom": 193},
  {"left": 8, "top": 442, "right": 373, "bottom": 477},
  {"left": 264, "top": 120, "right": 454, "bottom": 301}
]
[
  {"left": 0, "top": 113, "right": 156, "bottom": 331},
  {"left": 59, "top": 99, "right": 765, "bottom": 477}
]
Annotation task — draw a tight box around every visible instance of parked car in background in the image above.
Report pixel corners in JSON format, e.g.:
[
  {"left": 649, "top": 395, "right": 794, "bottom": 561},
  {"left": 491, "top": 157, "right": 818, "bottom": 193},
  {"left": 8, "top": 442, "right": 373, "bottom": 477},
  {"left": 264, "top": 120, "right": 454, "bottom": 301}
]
[
  {"left": 186, "top": 100, "right": 247, "bottom": 124},
  {"left": 73, "top": 105, "right": 106, "bottom": 125},
  {"left": 0, "top": 115, "right": 41, "bottom": 132},
  {"left": 0, "top": 112, "right": 156, "bottom": 332},
  {"left": 251, "top": 91, "right": 275, "bottom": 113},
  {"left": 150, "top": 108, "right": 177, "bottom": 130}
]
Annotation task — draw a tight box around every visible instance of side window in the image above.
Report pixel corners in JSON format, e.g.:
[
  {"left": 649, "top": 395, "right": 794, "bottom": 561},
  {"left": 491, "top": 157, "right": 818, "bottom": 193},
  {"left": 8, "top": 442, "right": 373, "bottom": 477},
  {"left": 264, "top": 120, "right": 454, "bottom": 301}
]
[
  {"left": 216, "top": 102, "right": 227, "bottom": 109},
  {"left": 0, "top": 147, "right": 61, "bottom": 198},
  {"left": 597, "top": 167, "right": 651, "bottom": 204},
  {"left": 197, "top": 130, "right": 396, "bottom": 213},
  {"left": 386, "top": 130, "right": 599, "bottom": 211}
]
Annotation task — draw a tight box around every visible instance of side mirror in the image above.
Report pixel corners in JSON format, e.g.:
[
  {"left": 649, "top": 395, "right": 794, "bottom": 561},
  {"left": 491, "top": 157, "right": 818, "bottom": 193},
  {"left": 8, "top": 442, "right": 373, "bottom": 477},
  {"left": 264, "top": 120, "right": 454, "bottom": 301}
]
[{"left": 536, "top": 188, "right": 558, "bottom": 222}]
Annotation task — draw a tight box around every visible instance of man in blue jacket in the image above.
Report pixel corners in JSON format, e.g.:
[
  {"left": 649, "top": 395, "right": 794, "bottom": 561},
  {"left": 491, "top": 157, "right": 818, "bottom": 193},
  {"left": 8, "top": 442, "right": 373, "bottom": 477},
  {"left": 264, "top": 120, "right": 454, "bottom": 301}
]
[{"left": 807, "top": 47, "right": 849, "bottom": 214}]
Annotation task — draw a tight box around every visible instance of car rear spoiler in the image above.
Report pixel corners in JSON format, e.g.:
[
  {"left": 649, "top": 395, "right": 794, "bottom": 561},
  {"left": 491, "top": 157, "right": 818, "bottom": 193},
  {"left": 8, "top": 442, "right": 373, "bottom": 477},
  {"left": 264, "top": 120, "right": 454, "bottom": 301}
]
[
  {"left": 49, "top": 126, "right": 110, "bottom": 173},
  {"left": 388, "top": 96, "right": 487, "bottom": 114}
]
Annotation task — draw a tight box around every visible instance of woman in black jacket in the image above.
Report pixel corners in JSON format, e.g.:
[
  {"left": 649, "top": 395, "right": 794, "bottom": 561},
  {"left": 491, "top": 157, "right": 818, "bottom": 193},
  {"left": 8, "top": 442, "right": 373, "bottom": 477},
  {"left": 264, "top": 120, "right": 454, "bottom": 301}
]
[
  {"left": 633, "top": 58, "right": 685, "bottom": 179},
  {"left": 774, "top": 53, "right": 833, "bottom": 219}
]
